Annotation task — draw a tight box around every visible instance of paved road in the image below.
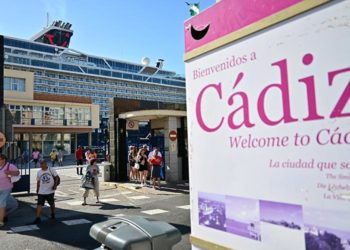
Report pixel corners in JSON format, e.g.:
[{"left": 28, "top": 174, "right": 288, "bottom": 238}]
[{"left": 0, "top": 167, "right": 191, "bottom": 250}]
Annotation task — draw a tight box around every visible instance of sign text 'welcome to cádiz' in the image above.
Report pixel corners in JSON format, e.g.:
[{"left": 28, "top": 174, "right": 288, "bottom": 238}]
[{"left": 185, "top": 0, "right": 350, "bottom": 249}]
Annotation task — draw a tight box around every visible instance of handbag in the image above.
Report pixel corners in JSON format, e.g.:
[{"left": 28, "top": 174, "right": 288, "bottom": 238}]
[
  {"left": 81, "top": 172, "right": 95, "bottom": 189},
  {"left": 150, "top": 156, "right": 162, "bottom": 165},
  {"left": 11, "top": 175, "right": 21, "bottom": 183},
  {"left": 134, "top": 163, "right": 140, "bottom": 170},
  {"left": 6, "top": 163, "right": 21, "bottom": 183}
]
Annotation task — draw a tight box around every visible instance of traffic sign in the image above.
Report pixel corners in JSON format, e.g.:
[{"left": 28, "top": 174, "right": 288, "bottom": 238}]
[
  {"left": 169, "top": 130, "right": 177, "bottom": 141},
  {"left": 126, "top": 120, "right": 139, "bottom": 130}
]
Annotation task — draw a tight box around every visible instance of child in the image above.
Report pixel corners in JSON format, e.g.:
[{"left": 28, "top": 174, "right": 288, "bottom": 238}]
[{"left": 31, "top": 160, "right": 58, "bottom": 224}]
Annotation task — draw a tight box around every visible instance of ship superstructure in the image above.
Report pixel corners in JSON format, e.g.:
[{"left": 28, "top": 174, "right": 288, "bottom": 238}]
[{"left": 4, "top": 21, "right": 186, "bottom": 119}]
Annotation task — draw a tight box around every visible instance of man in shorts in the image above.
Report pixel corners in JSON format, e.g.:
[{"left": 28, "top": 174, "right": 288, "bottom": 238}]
[
  {"left": 31, "top": 160, "right": 58, "bottom": 224},
  {"left": 75, "top": 146, "right": 84, "bottom": 175}
]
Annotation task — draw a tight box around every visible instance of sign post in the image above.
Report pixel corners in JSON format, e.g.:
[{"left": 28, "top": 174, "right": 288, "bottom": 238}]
[
  {"left": 185, "top": 1, "right": 350, "bottom": 249},
  {"left": 169, "top": 130, "right": 177, "bottom": 142}
]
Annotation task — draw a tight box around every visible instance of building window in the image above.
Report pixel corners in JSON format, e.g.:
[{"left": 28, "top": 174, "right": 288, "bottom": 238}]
[
  {"left": 4, "top": 77, "right": 26, "bottom": 92},
  {"left": 65, "top": 107, "right": 91, "bottom": 126}
]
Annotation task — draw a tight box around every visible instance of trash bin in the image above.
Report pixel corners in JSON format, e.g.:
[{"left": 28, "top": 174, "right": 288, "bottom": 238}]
[
  {"left": 90, "top": 216, "right": 181, "bottom": 250},
  {"left": 98, "top": 162, "right": 111, "bottom": 182}
]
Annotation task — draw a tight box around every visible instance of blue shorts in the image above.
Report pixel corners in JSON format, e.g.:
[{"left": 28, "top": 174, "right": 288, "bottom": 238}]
[{"left": 0, "top": 189, "right": 12, "bottom": 208}]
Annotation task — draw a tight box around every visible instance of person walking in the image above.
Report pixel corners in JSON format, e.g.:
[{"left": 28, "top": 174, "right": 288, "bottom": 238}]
[
  {"left": 87, "top": 150, "right": 97, "bottom": 163},
  {"left": 148, "top": 146, "right": 163, "bottom": 189},
  {"left": 32, "top": 148, "right": 40, "bottom": 168},
  {"left": 50, "top": 149, "right": 58, "bottom": 167},
  {"left": 22, "top": 149, "right": 29, "bottom": 165},
  {"left": 128, "top": 146, "right": 138, "bottom": 182},
  {"left": 82, "top": 159, "right": 100, "bottom": 205},
  {"left": 31, "top": 160, "right": 59, "bottom": 224},
  {"left": 142, "top": 144, "right": 151, "bottom": 182},
  {"left": 75, "top": 146, "right": 84, "bottom": 175},
  {"left": 0, "top": 154, "right": 20, "bottom": 227},
  {"left": 84, "top": 148, "right": 91, "bottom": 164},
  {"left": 137, "top": 148, "right": 148, "bottom": 187},
  {"left": 57, "top": 149, "right": 64, "bottom": 166}
]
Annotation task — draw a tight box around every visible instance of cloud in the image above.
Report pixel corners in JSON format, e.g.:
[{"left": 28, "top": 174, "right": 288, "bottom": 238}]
[{"left": 40, "top": 0, "right": 67, "bottom": 21}]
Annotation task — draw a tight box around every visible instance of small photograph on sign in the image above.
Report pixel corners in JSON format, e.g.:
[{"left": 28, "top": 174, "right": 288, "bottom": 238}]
[
  {"left": 260, "top": 200, "right": 303, "bottom": 230},
  {"left": 303, "top": 207, "right": 350, "bottom": 250},
  {"left": 198, "top": 192, "right": 226, "bottom": 232},
  {"left": 226, "top": 196, "right": 261, "bottom": 241}
]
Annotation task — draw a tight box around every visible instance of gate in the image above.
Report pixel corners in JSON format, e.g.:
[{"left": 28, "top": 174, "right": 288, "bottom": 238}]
[{"left": 3, "top": 142, "right": 31, "bottom": 193}]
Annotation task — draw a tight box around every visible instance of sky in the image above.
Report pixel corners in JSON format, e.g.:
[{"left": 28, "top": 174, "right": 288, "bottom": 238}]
[{"left": 0, "top": 0, "right": 217, "bottom": 75}]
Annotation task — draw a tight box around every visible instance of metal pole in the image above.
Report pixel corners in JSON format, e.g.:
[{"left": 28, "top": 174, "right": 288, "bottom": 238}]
[{"left": 0, "top": 35, "right": 5, "bottom": 154}]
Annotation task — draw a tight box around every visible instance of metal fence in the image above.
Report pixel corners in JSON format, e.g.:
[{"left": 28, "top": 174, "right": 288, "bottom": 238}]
[{"left": 2, "top": 141, "right": 31, "bottom": 193}]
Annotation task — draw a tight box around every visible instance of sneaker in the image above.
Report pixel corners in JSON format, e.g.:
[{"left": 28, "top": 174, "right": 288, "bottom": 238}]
[
  {"left": 96, "top": 200, "right": 101, "bottom": 204},
  {"left": 82, "top": 202, "right": 87, "bottom": 206}
]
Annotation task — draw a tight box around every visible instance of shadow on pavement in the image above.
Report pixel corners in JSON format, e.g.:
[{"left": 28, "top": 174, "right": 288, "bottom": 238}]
[
  {"left": 169, "top": 222, "right": 191, "bottom": 235},
  {"left": 117, "top": 182, "right": 189, "bottom": 195},
  {"left": 93, "top": 202, "right": 140, "bottom": 211},
  {"left": 0, "top": 199, "right": 141, "bottom": 249}
]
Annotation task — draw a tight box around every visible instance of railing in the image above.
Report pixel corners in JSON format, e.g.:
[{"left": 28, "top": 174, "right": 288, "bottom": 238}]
[
  {"left": 2, "top": 142, "right": 31, "bottom": 194},
  {"left": 17, "top": 118, "right": 91, "bottom": 126}
]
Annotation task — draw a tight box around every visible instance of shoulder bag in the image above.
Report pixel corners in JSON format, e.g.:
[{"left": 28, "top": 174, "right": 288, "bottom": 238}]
[
  {"left": 81, "top": 170, "right": 95, "bottom": 189},
  {"left": 49, "top": 167, "right": 61, "bottom": 186}
]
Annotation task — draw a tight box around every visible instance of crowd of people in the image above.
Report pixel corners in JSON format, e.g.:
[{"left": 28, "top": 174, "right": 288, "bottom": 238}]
[
  {"left": 128, "top": 144, "right": 163, "bottom": 190},
  {"left": 0, "top": 143, "right": 164, "bottom": 227},
  {"left": 1, "top": 146, "right": 102, "bottom": 226},
  {"left": 21, "top": 148, "right": 65, "bottom": 168}
]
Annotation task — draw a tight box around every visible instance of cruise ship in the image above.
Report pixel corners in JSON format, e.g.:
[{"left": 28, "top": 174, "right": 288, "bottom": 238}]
[{"left": 3, "top": 21, "right": 186, "bottom": 121}]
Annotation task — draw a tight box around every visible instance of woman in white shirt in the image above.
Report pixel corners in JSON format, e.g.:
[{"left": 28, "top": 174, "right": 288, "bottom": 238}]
[{"left": 82, "top": 158, "right": 100, "bottom": 205}]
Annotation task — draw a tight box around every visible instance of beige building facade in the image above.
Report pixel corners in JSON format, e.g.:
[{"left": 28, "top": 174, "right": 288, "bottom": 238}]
[{"left": 3, "top": 68, "right": 99, "bottom": 156}]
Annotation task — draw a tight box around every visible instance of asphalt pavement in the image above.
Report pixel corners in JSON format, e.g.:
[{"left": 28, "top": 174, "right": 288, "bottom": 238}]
[{"left": 0, "top": 166, "right": 191, "bottom": 250}]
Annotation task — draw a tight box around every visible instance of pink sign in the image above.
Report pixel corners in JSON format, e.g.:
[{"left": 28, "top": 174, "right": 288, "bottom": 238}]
[{"left": 184, "top": 0, "right": 303, "bottom": 53}]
